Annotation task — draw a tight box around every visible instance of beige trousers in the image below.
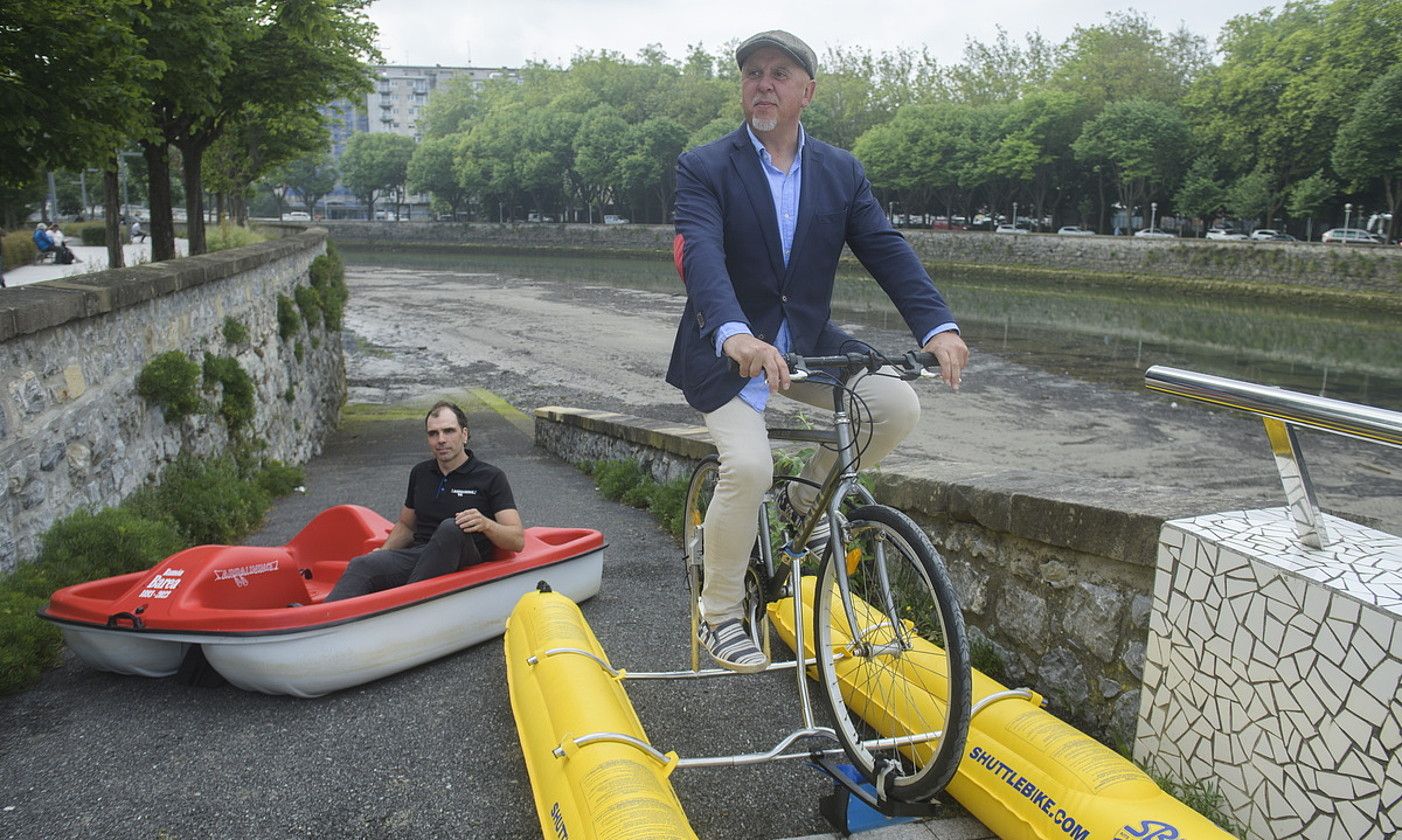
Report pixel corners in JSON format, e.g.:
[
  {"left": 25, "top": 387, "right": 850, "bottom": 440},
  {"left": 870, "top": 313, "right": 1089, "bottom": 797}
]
[{"left": 700, "top": 368, "right": 920, "bottom": 622}]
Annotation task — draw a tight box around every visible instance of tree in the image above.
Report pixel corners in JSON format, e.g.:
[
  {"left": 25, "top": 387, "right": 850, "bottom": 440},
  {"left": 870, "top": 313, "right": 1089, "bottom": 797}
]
[
  {"left": 573, "top": 106, "right": 630, "bottom": 222},
  {"left": 1224, "top": 169, "right": 1276, "bottom": 229},
  {"left": 1051, "top": 11, "right": 1204, "bottom": 111},
  {"left": 279, "top": 152, "right": 339, "bottom": 218},
  {"left": 341, "top": 132, "right": 415, "bottom": 219},
  {"left": 1286, "top": 171, "right": 1339, "bottom": 240},
  {"left": 407, "top": 137, "right": 470, "bottom": 218},
  {"left": 1073, "top": 99, "right": 1192, "bottom": 231},
  {"left": 1333, "top": 64, "right": 1402, "bottom": 242},
  {"left": 1174, "top": 157, "right": 1226, "bottom": 235},
  {"left": 204, "top": 106, "right": 326, "bottom": 224}
]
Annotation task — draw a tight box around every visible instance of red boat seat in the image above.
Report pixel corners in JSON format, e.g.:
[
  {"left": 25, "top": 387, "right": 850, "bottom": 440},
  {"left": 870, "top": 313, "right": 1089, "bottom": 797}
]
[{"left": 179, "top": 546, "right": 312, "bottom": 610}]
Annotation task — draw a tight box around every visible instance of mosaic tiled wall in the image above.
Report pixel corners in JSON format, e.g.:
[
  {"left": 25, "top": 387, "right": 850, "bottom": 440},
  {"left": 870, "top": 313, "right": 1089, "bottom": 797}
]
[{"left": 1136, "top": 507, "right": 1402, "bottom": 839}]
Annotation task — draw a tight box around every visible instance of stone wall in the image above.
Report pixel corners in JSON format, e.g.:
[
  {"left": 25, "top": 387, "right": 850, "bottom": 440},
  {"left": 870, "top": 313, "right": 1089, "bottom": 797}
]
[
  {"left": 0, "top": 231, "right": 344, "bottom": 570},
  {"left": 310, "top": 220, "right": 1402, "bottom": 295},
  {"left": 534, "top": 405, "right": 1174, "bottom": 743}
]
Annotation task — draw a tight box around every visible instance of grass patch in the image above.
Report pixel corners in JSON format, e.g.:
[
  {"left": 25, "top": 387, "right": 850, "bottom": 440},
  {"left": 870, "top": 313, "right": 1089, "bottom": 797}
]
[
  {"left": 294, "top": 284, "right": 322, "bottom": 330},
  {"left": 580, "top": 460, "right": 690, "bottom": 538},
  {"left": 202, "top": 353, "right": 255, "bottom": 432},
  {"left": 206, "top": 223, "right": 265, "bottom": 252},
  {"left": 1144, "top": 766, "right": 1246, "bottom": 837},
  {"left": 309, "top": 244, "right": 348, "bottom": 331},
  {"left": 222, "top": 316, "right": 249, "bottom": 345}
]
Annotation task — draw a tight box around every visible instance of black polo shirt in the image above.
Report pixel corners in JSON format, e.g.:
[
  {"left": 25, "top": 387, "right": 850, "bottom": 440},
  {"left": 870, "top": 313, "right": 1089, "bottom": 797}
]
[{"left": 405, "top": 451, "right": 517, "bottom": 557}]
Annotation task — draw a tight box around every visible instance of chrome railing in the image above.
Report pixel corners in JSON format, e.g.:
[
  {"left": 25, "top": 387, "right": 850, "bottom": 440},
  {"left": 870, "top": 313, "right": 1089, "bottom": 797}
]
[{"left": 1145, "top": 366, "right": 1402, "bottom": 548}]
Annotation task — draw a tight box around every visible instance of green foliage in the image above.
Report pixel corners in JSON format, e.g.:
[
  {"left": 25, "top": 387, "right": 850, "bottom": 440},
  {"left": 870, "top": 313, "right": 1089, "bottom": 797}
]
[
  {"left": 969, "top": 635, "right": 1010, "bottom": 685},
  {"left": 222, "top": 316, "right": 249, "bottom": 345},
  {"left": 137, "top": 351, "right": 204, "bottom": 422},
  {"left": 293, "top": 284, "right": 322, "bottom": 329},
  {"left": 0, "top": 589, "right": 59, "bottom": 696},
  {"left": 126, "top": 455, "right": 271, "bottom": 546},
  {"left": 294, "top": 341, "right": 305, "bottom": 362},
  {"left": 270, "top": 151, "right": 338, "bottom": 217},
  {"left": 205, "top": 223, "right": 265, "bottom": 252},
  {"left": 1286, "top": 171, "right": 1339, "bottom": 224},
  {"left": 283, "top": 385, "right": 295, "bottom": 403},
  {"left": 277, "top": 293, "right": 301, "bottom": 339},
  {"left": 2, "top": 230, "right": 35, "bottom": 271},
  {"left": 201, "top": 353, "right": 255, "bottom": 432},
  {"left": 255, "top": 460, "right": 304, "bottom": 498},
  {"left": 583, "top": 460, "right": 690, "bottom": 538},
  {"left": 18, "top": 508, "right": 186, "bottom": 600},
  {"left": 1146, "top": 768, "right": 1246, "bottom": 837},
  {"left": 341, "top": 132, "right": 417, "bottom": 218}
]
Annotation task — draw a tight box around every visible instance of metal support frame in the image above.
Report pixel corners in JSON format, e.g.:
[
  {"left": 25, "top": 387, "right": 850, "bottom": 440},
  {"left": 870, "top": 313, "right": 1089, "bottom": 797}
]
[{"left": 1146, "top": 366, "right": 1402, "bottom": 549}]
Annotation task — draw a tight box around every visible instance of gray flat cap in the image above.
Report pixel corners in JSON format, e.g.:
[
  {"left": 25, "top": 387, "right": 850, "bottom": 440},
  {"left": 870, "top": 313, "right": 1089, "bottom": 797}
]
[{"left": 735, "top": 30, "right": 817, "bottom": 78}]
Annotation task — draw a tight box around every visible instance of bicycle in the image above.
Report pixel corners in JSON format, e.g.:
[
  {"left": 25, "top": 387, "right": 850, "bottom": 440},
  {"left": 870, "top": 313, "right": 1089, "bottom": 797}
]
[{"left": 679, "top": 347, "right": 972, "bottom": 805}]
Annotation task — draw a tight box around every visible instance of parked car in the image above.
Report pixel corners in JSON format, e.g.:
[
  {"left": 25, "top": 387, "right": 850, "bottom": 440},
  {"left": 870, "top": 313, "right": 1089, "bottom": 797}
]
[
  {"left": 1248, "top": 229, "right": 1280, "bottom": 240},
  {"left": 282, "top": 211, "right": 311, "bottom": 221},
  {"left": 603, "top": 214, "right": 629, "bottom": 225},
  {"left": 1267, "top": 232, "right": 1297, "bottom": 242},
  {"left": 1056, "top": 225, "right": 1094, "bottom": 236},
  {"left": 1134, "top": 228, "right": 1174, "bottom": 239},
  {"left": 1321, "top": 227, "right": 1382, "bottom": 244},
  {"left": 1205, "top": 228, "right": 1249, "bottom": 241},
  {"left": 993, "top": 224, "right": 1029, "bottom": 235}
]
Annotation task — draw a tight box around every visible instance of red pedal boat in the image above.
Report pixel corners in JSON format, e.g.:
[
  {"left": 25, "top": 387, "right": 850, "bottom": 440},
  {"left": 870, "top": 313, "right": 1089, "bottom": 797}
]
[{"left": 39, "top": 505, "right": 605, "bottom": 697}]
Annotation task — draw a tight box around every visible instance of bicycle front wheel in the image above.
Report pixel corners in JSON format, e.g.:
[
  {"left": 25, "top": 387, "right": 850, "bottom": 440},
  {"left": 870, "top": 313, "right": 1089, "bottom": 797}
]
[{"left": 813, "top": 504, "right": 971, "bottom": 802}]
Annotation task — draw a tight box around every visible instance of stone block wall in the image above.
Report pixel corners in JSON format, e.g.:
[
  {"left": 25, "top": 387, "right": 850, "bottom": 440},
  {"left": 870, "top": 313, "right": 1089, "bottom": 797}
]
[
  {"left": 0, "top": 232, "right": 344, "bottom": 570},
  {"left": 533, "top": 405, "right": 1175, "bottom": 743},
  {"left": 1137, "top": 508, "right": 1402, "bottom": 839}
]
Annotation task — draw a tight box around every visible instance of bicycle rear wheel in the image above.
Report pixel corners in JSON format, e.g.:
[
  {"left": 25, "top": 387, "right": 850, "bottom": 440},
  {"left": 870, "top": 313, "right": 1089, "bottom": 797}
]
[{"left": 813, "top": 504, "right": 970, "bottom": 802}]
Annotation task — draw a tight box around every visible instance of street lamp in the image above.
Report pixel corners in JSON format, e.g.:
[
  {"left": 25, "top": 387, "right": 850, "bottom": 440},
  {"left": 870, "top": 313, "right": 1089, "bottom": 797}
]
[
  {"left": 1011, "top": 201, "right": 1018, "bottom": 230},
  {"left": 1150, "top": 202, "right": 1158, "bottom": 232},
  {"left": 1344, "top": 202, "right": 1352, "bottom": 232}
]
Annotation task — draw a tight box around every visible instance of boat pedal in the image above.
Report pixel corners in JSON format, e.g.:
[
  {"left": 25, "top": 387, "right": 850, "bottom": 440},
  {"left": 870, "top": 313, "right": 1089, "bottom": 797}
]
[{"left": 811, "top": 756, "right": 940, "bottom": 834}]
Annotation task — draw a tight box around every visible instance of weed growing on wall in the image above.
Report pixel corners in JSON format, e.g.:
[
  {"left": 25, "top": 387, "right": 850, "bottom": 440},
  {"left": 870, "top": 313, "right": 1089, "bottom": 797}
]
[
  {"left": 222, "top": 317, "right": 249, "bottom": 345},
  {"left": 136, "top": 351, "right": 204, "bottom": 422},
  {"left": 277, "top": 293, "right": 301, "bottom": 339},
  {"left": 202, "top": 354, "right": 255, "bottom": 432},
  {"left": 294, "top": 284, "right": 322, "bottom": 329},
  {"left": 580, "top": 460, "right": 689, "bottom": 538},
  {"left": 309, "top": 244, "right": 349, "bottom": 330},
  {"left": 125, "top": 455, "right": 270, "bottom": 546}
]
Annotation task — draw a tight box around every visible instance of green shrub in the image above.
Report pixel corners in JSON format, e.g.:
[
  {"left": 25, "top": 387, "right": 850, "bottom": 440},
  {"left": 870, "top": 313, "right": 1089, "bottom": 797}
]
[
  {"left": 293, "top": 284, "right": 322, "bottom": 329},
  {"left": 255, "top": 460, "right": 304, "bottom": 498},
  {"left": 277, "top": 293, "right": 301, "bottom": 339},
  {"left": 283, "top": 385, "right": 296, "bottom": 403},
  {"left": 202, "top": 353, "right": 255, "bottom": 432},
  {"left": 309, "top": 248, "right": 349, "bottom": 330},
  {"left": 206, "top": 223, "right": 265, "bottom": 252},
  {"left": 16, "top": 508, "right": 186, "bottom": 600},
  {"left": 126, "top": 455, "right": 270, "bottom": 545},
  {"left": 0, "top": 589, "right": 60, "bottom": 696},
  {"left": 137, "top": 351, "right": 204, "bottom": 422},
  {"left": 2, "top": 230, "right": 37, "bottom": 272},
  {"left": 222, "top": 317, "right": 249, "bottom": 345},
  {"left": 294, "top": 341, "right": 304, "bottom": 362}
]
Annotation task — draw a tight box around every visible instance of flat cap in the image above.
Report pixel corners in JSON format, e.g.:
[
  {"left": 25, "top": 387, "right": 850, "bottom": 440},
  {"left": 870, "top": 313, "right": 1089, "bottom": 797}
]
[{"left": 735, "top": 30, "right": 817, "bottom": 78}]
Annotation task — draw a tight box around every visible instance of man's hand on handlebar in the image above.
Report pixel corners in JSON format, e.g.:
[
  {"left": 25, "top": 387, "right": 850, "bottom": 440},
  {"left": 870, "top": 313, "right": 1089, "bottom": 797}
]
[
  {"left": 923, "top": 331, "right": 968, "bottom": 391},
  {"left": 723, "top": 333, "right": 791, "bottom": 393}
]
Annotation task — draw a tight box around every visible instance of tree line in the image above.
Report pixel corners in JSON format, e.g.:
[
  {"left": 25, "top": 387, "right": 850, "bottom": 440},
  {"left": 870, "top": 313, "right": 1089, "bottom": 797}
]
[
  {"left": 1, "top": 0, "right": 378, "bottom": 264},
  {"left": 330, "top": 1, "right": 1399, "bottom": 241}
]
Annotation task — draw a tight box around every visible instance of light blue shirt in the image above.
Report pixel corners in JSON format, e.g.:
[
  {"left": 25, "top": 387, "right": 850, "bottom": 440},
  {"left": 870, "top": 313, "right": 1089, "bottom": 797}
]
[{"left": 716, "top": 124, "right": 955, "bottom": 413}]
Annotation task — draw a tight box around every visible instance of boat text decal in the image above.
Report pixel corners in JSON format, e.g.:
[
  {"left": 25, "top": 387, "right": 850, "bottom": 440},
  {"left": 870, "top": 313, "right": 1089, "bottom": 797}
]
[
  {"left": 140, "top": 568, "right": 185, "bottom": 600},
  {"left": 1114, "top": 822, "right": 1181, "bottom": 840},
  {"left": 213, "top": 560, "right": 279, "bottom": 587},
  {"left": 968, "top": 745, "right": 1091, "bottom": 840},
  {"left": 549, "top": 802, "right": 568, "bottom": 839}
]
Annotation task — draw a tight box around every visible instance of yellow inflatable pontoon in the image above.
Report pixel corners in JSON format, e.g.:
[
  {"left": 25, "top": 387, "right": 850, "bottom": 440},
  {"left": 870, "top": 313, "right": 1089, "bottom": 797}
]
[
  {"left": 504, "top": 587, "right": 698, "bottom": 840},
  {"left": 770, "top": 577, "right": 1233, "bottom": 840}
]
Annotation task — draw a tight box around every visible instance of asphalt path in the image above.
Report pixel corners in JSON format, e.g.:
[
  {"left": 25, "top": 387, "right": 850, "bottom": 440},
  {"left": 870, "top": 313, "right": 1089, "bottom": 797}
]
[{"left": 0, "top": 398, "right": 866, "bottom": 840}]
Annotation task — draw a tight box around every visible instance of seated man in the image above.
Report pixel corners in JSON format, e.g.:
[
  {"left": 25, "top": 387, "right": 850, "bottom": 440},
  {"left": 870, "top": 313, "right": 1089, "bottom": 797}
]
[
  {"left": 323, "top": 401, "right": 524, "bottom": 602},
  {"left": 33, "top": 224, "right": 55, "bottom": 259}
]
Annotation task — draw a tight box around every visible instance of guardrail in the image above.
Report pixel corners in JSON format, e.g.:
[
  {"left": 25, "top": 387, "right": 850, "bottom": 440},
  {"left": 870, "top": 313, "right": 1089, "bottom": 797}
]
[{"left": 1145, "top": 366, "right": 1402, "bottom": 548}]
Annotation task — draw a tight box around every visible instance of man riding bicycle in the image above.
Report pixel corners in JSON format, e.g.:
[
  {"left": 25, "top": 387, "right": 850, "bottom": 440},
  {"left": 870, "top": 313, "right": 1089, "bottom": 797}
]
[{"left": 668, "top": 29, "right": 969, "bottom": 673}]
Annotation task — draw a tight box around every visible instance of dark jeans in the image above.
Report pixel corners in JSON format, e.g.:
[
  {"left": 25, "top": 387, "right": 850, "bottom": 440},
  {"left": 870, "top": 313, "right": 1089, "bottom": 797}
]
[{"left": 323, "top": 518, "right": 483, "bottom": 602}]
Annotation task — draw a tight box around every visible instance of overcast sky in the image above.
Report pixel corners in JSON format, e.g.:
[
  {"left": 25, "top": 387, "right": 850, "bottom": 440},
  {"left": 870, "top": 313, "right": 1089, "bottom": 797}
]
[{"left": 365, "top": 0, "right": 1275, "bottom": 69}]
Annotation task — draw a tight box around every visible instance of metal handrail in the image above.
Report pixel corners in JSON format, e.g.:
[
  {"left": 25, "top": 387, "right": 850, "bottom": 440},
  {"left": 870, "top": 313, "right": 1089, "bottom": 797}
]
[{"left": 1145, "top": 365, "right": 1402, "bottom": 548}]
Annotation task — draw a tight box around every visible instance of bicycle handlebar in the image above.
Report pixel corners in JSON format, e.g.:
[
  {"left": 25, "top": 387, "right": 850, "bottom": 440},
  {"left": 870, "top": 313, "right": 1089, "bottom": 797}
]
[{"left": 727, "top": 349, "right": 939, "bottom": 382}]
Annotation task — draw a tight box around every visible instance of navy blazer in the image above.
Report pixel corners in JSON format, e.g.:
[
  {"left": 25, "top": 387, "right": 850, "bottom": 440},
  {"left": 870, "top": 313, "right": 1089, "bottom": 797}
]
[{"left": 667, "top": 125, "right": 955, "bottom": 413}]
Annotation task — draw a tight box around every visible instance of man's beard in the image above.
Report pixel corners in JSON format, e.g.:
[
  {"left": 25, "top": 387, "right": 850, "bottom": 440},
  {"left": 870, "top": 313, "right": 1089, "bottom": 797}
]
[{"left": 750, "top": 114, "right": 778, "bottom": 132}]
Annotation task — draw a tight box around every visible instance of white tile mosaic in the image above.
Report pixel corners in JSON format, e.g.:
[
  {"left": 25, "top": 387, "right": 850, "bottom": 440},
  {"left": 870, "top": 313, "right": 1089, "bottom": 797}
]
[{"left": 1138, "top": 508, "right": 1402, "bottom": 840}]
